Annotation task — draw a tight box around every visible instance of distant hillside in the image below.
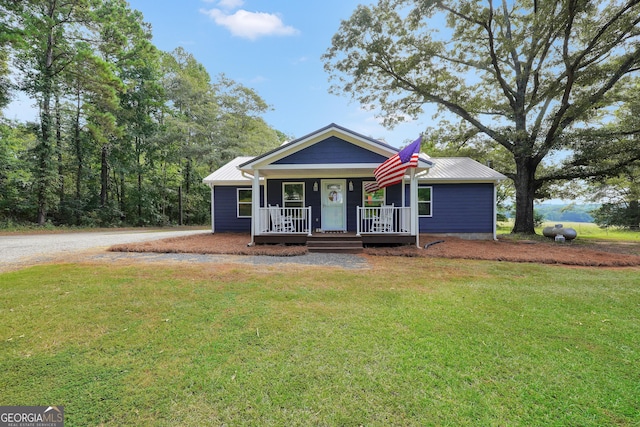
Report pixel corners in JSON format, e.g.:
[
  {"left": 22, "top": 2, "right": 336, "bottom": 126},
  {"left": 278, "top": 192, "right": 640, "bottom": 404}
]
[{"left": 534, "top": 203, "right": 599, "bottom": 223}]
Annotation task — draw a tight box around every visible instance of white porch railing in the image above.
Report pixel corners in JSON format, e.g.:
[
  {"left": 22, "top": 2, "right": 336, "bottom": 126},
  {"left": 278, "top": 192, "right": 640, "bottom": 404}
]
[
  {"left": 357, "top": 205, "right": 411, "bottom": 236},
  {"left": 258, "top": 206, "right": 312, "bottom": 235}
]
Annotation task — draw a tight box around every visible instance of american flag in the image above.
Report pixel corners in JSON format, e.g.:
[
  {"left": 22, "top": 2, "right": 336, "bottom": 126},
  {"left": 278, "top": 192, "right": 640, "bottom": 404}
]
[{"left": 364, "top": 136, "right": 422, "bottom": 193}]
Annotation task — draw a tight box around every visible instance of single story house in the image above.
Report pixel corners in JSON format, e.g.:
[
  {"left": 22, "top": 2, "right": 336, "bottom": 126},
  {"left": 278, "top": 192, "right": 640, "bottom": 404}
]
[{"left": 203, "top": 123, "right": 506, "bottom": 248}]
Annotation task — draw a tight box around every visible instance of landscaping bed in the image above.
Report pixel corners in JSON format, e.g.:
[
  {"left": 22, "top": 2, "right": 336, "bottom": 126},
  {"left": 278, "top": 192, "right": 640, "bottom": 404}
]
[{"left": 109, "top": 232, "right": 640, "bottom": 267}]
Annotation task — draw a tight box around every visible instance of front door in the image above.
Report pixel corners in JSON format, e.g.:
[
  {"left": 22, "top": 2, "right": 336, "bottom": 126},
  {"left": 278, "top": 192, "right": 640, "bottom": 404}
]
[{"left": 321, "top": 179, "right": 346, "bottom": 231}]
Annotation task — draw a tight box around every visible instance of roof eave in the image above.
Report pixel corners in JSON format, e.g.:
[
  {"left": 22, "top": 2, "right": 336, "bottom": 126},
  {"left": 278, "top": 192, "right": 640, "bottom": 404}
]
[{"left": 419, "top": 177, "right": 507, "bottom": 184}]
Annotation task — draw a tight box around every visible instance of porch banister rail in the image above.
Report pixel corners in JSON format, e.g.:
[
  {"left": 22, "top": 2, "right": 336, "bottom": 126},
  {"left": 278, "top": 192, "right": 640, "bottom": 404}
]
[
  {"left": 257, "top": 206, "right": 312, "bottom": 235},
  {"left": 356, "top": 206, "right": 411, "bottom": 236}
]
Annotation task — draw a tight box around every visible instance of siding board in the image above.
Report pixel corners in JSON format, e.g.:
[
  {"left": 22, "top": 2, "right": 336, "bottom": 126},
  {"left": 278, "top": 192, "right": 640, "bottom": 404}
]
[
  {"left": 274, "top": 136, "right": 387, "bottom": 164},
  {"left": 214, "top": 182, "right": 496, "bottom": 235},
  {"left": 419, "top": 183, "right": 495, "bottom": 233},
  {"left": 214, "top": 186, "right": 262, "bottom": 233}
]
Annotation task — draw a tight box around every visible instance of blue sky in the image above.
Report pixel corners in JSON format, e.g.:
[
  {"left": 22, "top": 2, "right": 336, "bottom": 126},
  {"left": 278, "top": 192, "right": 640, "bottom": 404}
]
[
  {"left": 4, "top": 0, "right": 427, "bottom": 146},
  {"left": 3, "top": 0, "right": 424, "bottom": 147},
  {"left": 124, "top": 0, "right": 428, "bottom": 146}
]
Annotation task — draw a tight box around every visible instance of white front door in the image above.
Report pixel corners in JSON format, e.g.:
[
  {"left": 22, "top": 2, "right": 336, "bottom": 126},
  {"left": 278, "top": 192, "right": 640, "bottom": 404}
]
[{"left": 321, "top": 179, "right": 346, "bottom": 231}]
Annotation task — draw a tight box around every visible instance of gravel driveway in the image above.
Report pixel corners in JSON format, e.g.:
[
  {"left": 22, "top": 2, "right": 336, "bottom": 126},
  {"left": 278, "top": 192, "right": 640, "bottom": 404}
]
[
  {"left": 0, "top": 229, "right": 206, "bottom": 270},
  {"left": 0, "top": 229, "right": 370, "bottom": 271}
]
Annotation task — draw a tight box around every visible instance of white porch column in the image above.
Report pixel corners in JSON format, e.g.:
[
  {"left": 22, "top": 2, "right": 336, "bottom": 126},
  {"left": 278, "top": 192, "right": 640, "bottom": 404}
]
[
  {"left": 493, "top": 183, "right": 498, "bottom": 240},
  {"left": 251, "top": 169, "right": 260, "bottom": 245},
  {"left": 210, "top": 184, "right": 215, "bottom": 233},
  {"left": 410, "top": 168, "right": 419, "bottom": 248}
]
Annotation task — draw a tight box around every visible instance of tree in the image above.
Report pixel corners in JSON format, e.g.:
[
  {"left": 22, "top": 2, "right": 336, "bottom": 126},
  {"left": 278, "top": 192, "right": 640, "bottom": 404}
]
[
  {"left": 588, "top": 164, "right": 640, "bottom": 228},
  {"left": 12, "top": 0, "right": 96, "bottom": 224},
  {"left": 212, "top": 74, "right": 281, "bottom": 160},
  {"left": 0, "top": 0, "right": 23, "bottom": 110},
  {"left": 93, "top": 0, "right": 164, "bottom": 225},
  {"left": 323, "top": 0, "right": 640, "bottom": 234},
  {"left": 161, "top": 52, "right": 282, "bottom": 224},
  {"left": 0, "top": 119, "right": 37, "bottom": 222},
  {"left": 0, "top": 46, "right": 11, "bottom": 110}
]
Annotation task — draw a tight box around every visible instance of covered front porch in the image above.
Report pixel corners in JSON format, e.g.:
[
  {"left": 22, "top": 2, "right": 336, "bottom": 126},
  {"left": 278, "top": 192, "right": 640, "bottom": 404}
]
[
  {"left": 254, "top": 205, "right": 417, "bottom": 249},
  {"left": 246, "top": 172, "right": 424, "bottom": 248}
]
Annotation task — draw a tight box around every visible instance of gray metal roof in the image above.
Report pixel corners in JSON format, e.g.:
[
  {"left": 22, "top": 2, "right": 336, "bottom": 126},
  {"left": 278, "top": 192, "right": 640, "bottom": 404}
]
[
  {"left": 202, "top": 156, "right": 254, "bottom": 186},
  {"left": 203, "top": 155, "right": 506, "bottom": 186},
  {"left": 423, "top": 157, "right": 506, "bottom": 182}
]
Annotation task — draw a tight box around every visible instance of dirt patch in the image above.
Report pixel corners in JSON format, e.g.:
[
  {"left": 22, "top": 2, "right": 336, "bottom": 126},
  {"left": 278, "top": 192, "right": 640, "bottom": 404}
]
[{"left": 109, "top": 232, "right": 640, "bottom": 267}]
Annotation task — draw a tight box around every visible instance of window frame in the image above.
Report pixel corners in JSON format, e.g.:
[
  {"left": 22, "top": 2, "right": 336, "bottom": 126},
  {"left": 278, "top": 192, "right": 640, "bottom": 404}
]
[
  {"left": 418, "top": 185, "right": 433, "bottom": 217},
  {"left": 282, "top": 182, "right": 305, "bottom": 209},
  {"left": 237, "top": 188, "right": 252, "bottom": 218},
  {"left": 363, "top": 182, "right": 386, "bottom": 207}
]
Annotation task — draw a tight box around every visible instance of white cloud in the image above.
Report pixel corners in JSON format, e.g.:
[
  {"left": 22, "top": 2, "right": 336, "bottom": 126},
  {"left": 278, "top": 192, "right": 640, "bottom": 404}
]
[
  {"left": 200, "top": 8, "right": 299, "bottom": 40},
  {"left": 216, "top": 0, "right": 244, "bottom": 9}
]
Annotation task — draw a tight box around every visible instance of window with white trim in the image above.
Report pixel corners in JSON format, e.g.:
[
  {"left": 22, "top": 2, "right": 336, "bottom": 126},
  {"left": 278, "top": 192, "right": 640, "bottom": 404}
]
[
  {"left": 418, "top": 186, "right": 432, "bottom": 217},
  {"left": 363, "top": 183, "right": 385, "bottom": 207},
  {"left": 283, "top": 182, "right": 304, "bottom": 208},
  {"left": 237, "top": 189, "right": 252, "bottom": 218}
]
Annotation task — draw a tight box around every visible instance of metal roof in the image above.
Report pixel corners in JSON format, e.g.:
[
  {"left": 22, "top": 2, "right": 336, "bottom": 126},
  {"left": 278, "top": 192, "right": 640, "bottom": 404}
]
[
  {"left": 203, "top": 155, "right": 506, "bottom": 186},
  {"left": 202, "top": 156, "right": 254, "bottom": 186},
  {"left": 424, "top": 157, "right": 506, "bottom": 182}
]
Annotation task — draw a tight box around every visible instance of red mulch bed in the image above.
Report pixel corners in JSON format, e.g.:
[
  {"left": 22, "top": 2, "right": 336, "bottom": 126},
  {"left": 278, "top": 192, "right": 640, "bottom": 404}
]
[{"left": 109, "top": 232, "right": 640, "bottom": 267}]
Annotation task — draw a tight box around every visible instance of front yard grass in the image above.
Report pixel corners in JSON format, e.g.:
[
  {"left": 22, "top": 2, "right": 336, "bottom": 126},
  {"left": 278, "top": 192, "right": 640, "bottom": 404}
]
[{"left": 1, "top": 258, "right": 638, "bottom": 426}]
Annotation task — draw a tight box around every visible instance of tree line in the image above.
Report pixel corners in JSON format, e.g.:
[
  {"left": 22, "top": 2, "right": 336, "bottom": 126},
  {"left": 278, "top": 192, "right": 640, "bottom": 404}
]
[{"left": 0, "top": 0, "right": 284, "bottom": 227}]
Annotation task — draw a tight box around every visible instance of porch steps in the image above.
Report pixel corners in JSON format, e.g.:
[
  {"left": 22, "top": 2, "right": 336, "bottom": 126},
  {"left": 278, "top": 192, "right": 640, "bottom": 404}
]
[{"left": 306, "top": 235, "right": 363, "bottom": 254}]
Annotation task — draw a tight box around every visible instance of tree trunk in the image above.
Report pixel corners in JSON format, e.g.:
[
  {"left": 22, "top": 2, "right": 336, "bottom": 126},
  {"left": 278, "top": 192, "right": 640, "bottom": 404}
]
[
  {"left": 178, "top": 185, "right": 183, "bottom": 226},
  {"left": 36, "top": 23, "right": 56, "bottom": 226},
  {"left": 119, "top": 170, "right": 125, "bottom": 221},
  {"left": 184, "top": 157, "right": 191, "bottom": 224},
  {"left": 137, "top": 171, "right": 142, "bottom": 222},
  {"left": 56, "top": 94, "right": 64, "bottom": 212},
  {"left": 512, "top": 156, "right": 537, "bottom": 234},
  {"left": 136, "top": 137, "right": 142, "bottom": 223},
  {"left": 100, "top": 145, "right": 108, "bottom": 207},
  {"left": 74, "top": 89, "right": 82, "bottom": 200}
]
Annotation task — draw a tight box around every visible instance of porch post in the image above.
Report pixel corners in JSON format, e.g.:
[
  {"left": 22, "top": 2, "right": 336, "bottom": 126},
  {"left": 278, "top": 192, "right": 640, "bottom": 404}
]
[
  {"left": 410, "top": 168, "right": 419, "bottom": 248},
  {"left": 493, "top": 183, "right": 498, "bottom": 240},
  {"left": 251, "top": 169, "right": 260, "bottom": 245},
  {"left": 210, "top": 184, "right": 215, "bottom": 233}
]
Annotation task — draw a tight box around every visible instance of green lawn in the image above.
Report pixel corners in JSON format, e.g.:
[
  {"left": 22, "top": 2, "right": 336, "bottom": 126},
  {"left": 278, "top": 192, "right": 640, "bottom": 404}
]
[
  {"left": 1, "top": 259, "right": 639, "bottom": 426},
  {"left": 498, "top": 220, "right": 640, "bottom": 242}
]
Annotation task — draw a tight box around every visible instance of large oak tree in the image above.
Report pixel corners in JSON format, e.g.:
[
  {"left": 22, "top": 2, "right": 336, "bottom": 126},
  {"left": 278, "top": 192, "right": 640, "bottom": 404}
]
[{"left": 323, "top": 0, "right": 640, "bottom": 234}]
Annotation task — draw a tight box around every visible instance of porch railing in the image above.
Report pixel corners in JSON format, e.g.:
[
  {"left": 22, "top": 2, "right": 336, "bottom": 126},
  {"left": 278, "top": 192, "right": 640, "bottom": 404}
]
[
  {"left": 356, "top": 206, "right": 411, "bottom": 236},
  {"left": 258, "top": 206, "right": 312, "bottom": 235}
]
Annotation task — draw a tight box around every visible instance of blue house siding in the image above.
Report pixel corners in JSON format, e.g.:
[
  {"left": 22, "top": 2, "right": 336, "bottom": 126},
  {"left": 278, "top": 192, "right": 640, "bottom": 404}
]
[
  {"left": 419, "top": 183, "right": 495, "bottom": 233},
  {"left": 274, "top": 136, "right": 388, "bottom": 164},
  {"left": 265, "top": 179, "right": 320, "bottom": 208},
  {"left": 214, "top": 181, "right": 495, "bottom": 235},
  {"left": 214, "top": 186, "right": 263, "bottom": 232}
]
